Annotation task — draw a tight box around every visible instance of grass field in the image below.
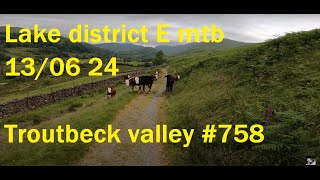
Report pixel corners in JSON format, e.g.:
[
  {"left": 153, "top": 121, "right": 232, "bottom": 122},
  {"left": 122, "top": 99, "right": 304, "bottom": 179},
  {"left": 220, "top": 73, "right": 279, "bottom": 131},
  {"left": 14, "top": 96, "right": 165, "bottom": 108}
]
[
  {"left": 0, "top": 62, "right": 141, "bottom": 103},
  {"left": 0, "top": 83, "right": 138, "bottom": 165}
]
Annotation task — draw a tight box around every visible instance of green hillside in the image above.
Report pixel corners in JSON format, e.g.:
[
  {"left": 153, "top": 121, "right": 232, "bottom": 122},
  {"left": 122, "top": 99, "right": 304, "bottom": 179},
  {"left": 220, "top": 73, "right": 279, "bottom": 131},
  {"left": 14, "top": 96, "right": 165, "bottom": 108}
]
[
  {"left": 116, "top": 46, "right": 159, "bottom": 60},
  {"left": 95, "top": 43, "right": 143, "bottom": 52},
  {"left": 95, "top": 43, "right": 158, "bottom": 60},
  {"left": 156, "top": 38, "right": 250, "bottom": 56},
  {"left": 167, "top": 29, "right": 320, "bottom": 165},
  {"left": 95, "top": 39, "right": 249, "bottom": 60}
]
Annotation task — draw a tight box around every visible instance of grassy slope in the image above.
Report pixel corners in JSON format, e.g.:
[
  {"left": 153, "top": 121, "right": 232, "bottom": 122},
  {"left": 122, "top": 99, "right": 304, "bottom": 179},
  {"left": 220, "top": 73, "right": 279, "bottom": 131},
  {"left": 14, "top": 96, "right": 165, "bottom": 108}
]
[
  {"left": 166, "top": 29, "right": 320, "bottom": 165},
  {"left": 95, "top": 43, "right": 158, "bottom": 60},
  {"left": 156, "top": 39, "right": 251, "bottom": 56},
  {"left": 0, "top": 83, "right": 138, "bottom": 165}
]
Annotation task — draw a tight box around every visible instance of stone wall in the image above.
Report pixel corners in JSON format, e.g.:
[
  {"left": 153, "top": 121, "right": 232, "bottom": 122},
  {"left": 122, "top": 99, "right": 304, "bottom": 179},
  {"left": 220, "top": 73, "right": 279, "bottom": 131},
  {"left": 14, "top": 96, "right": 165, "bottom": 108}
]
[{"left": 0, "top": 71, "right": 143, "bottom": 119}]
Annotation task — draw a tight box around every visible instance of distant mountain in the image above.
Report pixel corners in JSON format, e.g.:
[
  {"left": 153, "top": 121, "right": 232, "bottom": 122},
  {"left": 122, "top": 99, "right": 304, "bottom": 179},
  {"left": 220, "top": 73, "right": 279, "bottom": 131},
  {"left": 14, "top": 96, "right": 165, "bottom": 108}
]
[
  {"left": 95, "top": 43, "right": 158, "bottom": 60},
  {"left": 1, "top": 25, "right": 251, "bottom": 61},
  {"left": 0, "top": 26, "right": 114, "bottom": 60},
  {"left": 155, "top": 39, "right": 251, "bottom": 56},
  {"left": 95, "top": 39, "right": 250, "bottom": 59},
  {"left": 95, "top": 43, "right": 143, "bottom": 52},
  {"left": 0, "top": 26, "right": 22, "bottom": 33}
]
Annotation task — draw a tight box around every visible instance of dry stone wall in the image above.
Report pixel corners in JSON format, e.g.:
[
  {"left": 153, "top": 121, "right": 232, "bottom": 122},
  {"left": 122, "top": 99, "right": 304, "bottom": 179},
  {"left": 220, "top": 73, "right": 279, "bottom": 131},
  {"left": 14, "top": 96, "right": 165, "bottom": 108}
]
[{"left": 0, "top": 71, "right": 143, "bottom": 119}]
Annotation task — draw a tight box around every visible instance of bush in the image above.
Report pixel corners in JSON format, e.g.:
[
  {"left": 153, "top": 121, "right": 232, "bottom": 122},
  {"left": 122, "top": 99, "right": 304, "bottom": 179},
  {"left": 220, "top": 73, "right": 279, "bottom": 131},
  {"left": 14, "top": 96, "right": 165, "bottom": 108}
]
[{"left": 67, "top": 102, "right": 83, "bottom": 112}]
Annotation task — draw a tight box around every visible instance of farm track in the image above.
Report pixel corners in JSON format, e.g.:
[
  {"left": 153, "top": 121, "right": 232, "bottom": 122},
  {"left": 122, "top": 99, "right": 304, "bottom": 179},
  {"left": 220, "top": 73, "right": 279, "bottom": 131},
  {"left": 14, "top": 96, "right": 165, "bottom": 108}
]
[{"left": 76, "top": 68, "right": 169, "bottom": 166}]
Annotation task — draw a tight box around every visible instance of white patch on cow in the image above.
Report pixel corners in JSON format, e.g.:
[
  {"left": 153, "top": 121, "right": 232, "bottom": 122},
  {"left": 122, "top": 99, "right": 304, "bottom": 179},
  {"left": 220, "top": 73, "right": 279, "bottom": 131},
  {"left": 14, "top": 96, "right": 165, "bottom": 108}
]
[
  {"left": 135, "top": 77, "right": 139, "bottom": 84},
  {"left": 127, "top": 75, "right": 130, "bottom": 79},
  {"left": 177, "top": 75, "right": 180, "bottom": 79},
  {"left": 107, "top": 88, "right": 111, "bottom": 93},
  {"left": 155, "top": 74, "right": 158, "bottom": 79},
  {"left": 125, "top": 79, "right": 130, "bottom": 86},
  {"left": 156, "top": 71, "right": 159, "bottom": 75}
]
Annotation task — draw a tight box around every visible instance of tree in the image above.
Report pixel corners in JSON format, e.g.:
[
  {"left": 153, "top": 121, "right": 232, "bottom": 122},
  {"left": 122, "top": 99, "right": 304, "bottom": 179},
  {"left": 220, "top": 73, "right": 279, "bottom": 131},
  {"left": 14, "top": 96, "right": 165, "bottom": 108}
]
[{"left": 152, "top": 50, "right": 167, "bottom": 65}]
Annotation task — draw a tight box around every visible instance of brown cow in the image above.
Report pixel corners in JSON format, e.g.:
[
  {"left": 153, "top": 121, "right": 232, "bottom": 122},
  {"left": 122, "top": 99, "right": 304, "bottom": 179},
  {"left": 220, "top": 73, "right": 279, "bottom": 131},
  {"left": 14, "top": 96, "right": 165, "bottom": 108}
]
[{"left": 107, "top": 87, "right": 116, "bottom": 98}]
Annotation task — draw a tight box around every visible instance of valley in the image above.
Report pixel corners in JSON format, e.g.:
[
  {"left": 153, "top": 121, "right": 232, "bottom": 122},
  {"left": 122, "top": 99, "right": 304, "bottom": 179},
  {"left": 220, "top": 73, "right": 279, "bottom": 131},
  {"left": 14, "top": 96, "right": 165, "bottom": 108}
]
[{"left": 1, "top": 25, "right": 319, "bottom": 166}]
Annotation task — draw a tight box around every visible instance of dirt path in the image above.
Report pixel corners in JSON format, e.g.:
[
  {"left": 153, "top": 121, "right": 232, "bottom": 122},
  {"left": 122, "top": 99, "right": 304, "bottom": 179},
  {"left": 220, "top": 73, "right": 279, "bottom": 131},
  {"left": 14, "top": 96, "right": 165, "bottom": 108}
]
[{"left": 76, "top": 68, "right": 169, "bottom": 166}]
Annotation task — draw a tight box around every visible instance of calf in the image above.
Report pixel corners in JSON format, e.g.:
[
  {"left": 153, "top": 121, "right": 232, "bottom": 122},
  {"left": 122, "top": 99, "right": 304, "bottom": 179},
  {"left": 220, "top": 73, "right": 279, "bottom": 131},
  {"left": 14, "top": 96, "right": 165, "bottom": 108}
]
[
  {"left": 172, "top": 74, "right": 180, "bottom": 81},
  {"left": 155, "top": 74, "right": 159, "bottom": 81},
  {"left": 154, "top": 71, "right": 159, "bottom": 81},
  {"left": 138, "top": 75, "right": 157, "bottom": 93},
  {"left": 107, "top": 87, "right": 116, "bottom": 98}
]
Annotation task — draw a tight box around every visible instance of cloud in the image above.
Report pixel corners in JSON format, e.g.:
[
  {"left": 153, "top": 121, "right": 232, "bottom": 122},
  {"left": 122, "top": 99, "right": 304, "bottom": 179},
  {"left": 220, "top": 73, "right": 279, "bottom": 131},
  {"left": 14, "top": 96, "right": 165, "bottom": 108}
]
[{"left": 1, "top": 14, "right": 320, "bottom": 47}]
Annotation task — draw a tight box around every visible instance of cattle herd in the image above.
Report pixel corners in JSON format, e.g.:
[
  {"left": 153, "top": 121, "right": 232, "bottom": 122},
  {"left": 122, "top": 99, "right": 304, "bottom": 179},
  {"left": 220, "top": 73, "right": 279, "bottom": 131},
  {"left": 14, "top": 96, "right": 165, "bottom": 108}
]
[{"left": 106, "top": 71, "right": 181, "bottom": 98}]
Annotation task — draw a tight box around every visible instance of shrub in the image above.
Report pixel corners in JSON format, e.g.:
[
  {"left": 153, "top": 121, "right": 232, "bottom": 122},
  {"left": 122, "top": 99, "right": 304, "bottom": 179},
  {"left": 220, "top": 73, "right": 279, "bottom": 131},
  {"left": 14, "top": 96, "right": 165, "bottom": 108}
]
[{"left": 67, "top": 102, "right": 83, "bottom": 112}]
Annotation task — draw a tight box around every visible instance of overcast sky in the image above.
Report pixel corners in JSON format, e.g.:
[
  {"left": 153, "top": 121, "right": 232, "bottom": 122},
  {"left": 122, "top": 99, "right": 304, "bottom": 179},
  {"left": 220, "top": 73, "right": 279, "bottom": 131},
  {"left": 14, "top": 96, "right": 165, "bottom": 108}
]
[{"left": 1, "top": 14, "right": 320, "bottom": 47}]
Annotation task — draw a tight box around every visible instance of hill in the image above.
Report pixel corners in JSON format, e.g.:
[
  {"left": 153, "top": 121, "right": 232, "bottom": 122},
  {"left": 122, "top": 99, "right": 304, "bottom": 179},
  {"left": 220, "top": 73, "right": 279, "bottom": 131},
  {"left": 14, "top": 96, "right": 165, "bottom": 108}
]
[
  {"left": 95, "top": 39, "right": 249, "bottom": 60},
  {"left": 0, "top": 26, "right": 114, "bottom": 61},
  {"left": 155, "top": 38, "right": 250, "bottom": 56},
  {"left": 0, "top": 26, "right": 21, "bottom": 33},
  {"left": 95, "top": 43, "right": 158, "bottom": 60},
  {"left": 167, "top": 29, "right": 320, "bottom": 165},
  {"left": 95, "top": 43, "right": 143, "bottom": 52}
]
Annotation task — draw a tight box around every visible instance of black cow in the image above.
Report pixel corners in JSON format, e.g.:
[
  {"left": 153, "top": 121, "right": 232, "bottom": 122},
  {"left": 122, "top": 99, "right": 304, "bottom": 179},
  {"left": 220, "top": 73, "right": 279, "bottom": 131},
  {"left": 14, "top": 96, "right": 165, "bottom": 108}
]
[
  {"left": 138, "top": 75, "right": 157, "bottom": 93},
  {"left": 165, "top": 75, "right": 175, "bottom": 92}
]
